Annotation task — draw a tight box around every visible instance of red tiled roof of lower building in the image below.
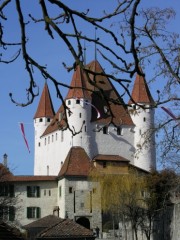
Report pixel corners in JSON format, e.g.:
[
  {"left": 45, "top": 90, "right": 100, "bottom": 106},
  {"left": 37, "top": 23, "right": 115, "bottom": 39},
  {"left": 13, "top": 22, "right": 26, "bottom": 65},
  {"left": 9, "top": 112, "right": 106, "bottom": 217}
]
[
  {"left": 58, "top": 147, "right": 91, "bottom": 177},
  {"left": 36, "top": 217, "right": 94, "bottom": 239},
  {"left": 8, "top": 175, "right": 57, "bottom": 182},
  {"left": 93, "top": 154, "right": 130, "bottom": 162}
]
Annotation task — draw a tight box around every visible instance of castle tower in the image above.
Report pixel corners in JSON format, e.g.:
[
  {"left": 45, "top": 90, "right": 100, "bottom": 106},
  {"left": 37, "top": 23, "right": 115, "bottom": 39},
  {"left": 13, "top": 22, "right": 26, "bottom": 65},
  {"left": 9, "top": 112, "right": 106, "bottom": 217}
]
[
  {"left": 65, "top": 65, "right": 94, "bottom": 158},
  {"left": 34, "top": 83, "right": 55, "bottom": 175},
  {"left": 129, "top": 69, "right": 156, "bottom": 171}
]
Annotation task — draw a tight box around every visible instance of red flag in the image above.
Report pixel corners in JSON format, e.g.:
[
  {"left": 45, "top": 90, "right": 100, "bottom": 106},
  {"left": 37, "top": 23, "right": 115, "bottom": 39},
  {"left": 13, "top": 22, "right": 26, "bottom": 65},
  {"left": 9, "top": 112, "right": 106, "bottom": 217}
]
[
  {"left": 161, "top": 106, "right": 177, "bottom": 120},
  {"left": 20, "top": 123, "right": 30, "bottom": 153}
]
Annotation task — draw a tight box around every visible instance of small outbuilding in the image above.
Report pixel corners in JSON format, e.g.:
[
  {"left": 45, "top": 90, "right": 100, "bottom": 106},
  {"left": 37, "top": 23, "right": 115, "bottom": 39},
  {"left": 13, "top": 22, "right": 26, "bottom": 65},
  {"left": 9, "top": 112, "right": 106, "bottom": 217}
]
[{"left": 24, "top": 215, "right": 95, "bottom": 240}]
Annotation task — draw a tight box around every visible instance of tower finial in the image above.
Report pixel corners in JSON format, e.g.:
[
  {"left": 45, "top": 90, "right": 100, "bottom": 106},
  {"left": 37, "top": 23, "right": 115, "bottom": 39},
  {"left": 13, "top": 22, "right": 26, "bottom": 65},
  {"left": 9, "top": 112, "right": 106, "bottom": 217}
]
[
  {"left": 83, "top": 40, "right": 86, "bottom": 65},
  {"left": 95, "top": 27, "right": 98, "bottom": 61}
]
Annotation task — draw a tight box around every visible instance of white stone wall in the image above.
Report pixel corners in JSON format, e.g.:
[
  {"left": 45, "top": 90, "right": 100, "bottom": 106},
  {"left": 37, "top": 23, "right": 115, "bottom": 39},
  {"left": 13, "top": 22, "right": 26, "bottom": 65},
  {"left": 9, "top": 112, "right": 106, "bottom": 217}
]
[
  {"left": 130, "top": 105, "right": 156, "bottom": 171},
  {"left": 14, "top": 181, "right": 58, "bottom": 226},
  {"left": 58, "top": 178, "right": 102, "bottom": 230}
]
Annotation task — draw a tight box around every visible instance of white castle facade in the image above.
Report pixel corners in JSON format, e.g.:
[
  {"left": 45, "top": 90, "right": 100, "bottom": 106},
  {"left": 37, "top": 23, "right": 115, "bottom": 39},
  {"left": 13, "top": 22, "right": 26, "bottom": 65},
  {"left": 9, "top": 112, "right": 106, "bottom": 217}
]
[
  {"left": 1, "top": 60, "right": 156, "bottom": 232},
  {"left": 34, "top": 60, "right": 156, "bottom": 176}
]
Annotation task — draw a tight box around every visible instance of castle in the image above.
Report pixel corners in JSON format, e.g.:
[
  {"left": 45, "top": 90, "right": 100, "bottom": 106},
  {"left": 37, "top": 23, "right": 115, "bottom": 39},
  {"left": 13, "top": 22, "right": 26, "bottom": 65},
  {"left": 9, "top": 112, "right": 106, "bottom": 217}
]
[{"left": 0, "top": 59, "right": 156, "bottom": 231}]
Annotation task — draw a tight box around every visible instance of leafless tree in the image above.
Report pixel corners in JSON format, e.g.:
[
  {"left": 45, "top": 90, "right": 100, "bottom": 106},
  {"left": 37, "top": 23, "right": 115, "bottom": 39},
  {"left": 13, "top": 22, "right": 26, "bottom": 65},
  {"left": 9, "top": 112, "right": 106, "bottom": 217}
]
[{"left": 0, "top": 0, "right": 179, "bottom": 167}]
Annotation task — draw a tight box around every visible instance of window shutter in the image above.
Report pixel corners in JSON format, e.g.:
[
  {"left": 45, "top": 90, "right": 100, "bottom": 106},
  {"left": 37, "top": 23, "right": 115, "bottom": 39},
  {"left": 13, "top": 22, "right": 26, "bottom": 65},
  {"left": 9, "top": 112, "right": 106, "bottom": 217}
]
[
  {"left": 37, "top": 186, "right": 40, "bottom": 197},
  {"left": 27, "top": 207, "right": 31, "bottom": 218},
  {"left": 9, "top": 206, "right": 15, "bottom": 221},
  {"left": 27, "top": 186, "right": 31, "bottom": 197},
  {"left": 36, "top": 207, "right": 41, "bottom": 218},
  {"left": 9, "top": 185, "right": 14, "bottom": 197}
]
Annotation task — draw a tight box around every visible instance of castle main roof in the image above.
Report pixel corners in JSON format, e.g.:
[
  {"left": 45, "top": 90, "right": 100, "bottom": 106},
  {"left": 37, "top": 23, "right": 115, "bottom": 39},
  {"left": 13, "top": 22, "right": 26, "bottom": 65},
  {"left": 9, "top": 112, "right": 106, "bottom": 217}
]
[
  {"left": 41, "top": 60, "right": 133, "bottom": 136},
  {"left": 34, "top": 83, "right": 55, "bottom": 119}
]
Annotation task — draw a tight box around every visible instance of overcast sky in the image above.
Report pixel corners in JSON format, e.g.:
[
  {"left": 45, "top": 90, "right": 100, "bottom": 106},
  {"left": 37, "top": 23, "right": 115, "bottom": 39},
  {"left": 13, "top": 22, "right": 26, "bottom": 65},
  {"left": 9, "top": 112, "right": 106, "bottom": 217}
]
[{"left": 0, "top": 0, "right": 179, "bottom": 175}]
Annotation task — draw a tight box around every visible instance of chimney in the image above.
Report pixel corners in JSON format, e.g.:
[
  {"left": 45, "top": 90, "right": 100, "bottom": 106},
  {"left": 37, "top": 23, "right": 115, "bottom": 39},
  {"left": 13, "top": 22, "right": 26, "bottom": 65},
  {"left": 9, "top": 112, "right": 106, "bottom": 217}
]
[{"left": 3, "top": 153, "right": 8, "bottom": 167}]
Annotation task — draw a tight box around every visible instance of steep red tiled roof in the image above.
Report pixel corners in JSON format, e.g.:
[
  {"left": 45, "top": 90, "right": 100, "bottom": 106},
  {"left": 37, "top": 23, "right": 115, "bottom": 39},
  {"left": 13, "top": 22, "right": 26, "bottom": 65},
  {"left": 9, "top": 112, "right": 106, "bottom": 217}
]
[
  {"left": 36, "top": 217, "right": 94, "bottom": 239},
  {"left": 86, "top": 60, "right": 133, "bottom": 125},
  {"left": 66, "top": 65, "right": 91, "bottom": 100},
  {"left": 129, "top": 69, "right": 154, "bottom": 105},
  {"left": 93, "top": 154, "right": 130, "bottom": 162},
  {"left": 58, "top": 147, "right": 91, "bottom": 177},
  {"left": 42, "top": 60, "right": 133, "bottom": 136},
  {"left": 34, "top": 83, "right": 55, "bottom": 119}
]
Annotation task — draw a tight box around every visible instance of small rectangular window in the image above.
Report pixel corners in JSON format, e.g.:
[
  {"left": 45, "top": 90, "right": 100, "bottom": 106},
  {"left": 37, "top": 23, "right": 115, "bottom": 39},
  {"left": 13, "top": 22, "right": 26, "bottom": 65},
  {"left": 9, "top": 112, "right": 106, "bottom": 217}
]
[
  {"left": 69, "top": 187, "right": 73, "bottom": 193},
  {"left": 79, "top": 113, "right": 82, "bottom": 118},
  {"left": 103, "top": 126, "right": 108, "bottom": 134},
  {"left": 0, "top": 206, "right": 15, "bottom": 222},
  {"left": 27, "top": 186, "right": 40, "bottom": 198},
  {"left": 38, "top": 142, "right": 41, "bottom": 147},
  {"left": 49, "top": 190, "right": 51, "bottom": 196},
  {"left": 117, "top": 127, "right": 122, "bottom": 136},
  {"left": 59, "top": 186, "right": 61, "bottom": 197},
  {"left": 76, "top": 99, "right": 80, "bottom": 104},
  {"left": 27, "top": 207, "right": 41, "bottom": 219},
  {"left": 80, "top": 202, "right": 84, "bottom": 208},
  {"left": 0, "top": 185, "right": 14, "bottom": 197},
  {"left": 61, "top": 131, "right": 64, "bottom": 142},
  {"left": 39, "top": 118, "right": 43, "bottom": 122},
  {"left": 68, "top": 100, "right": 71, "bottom": 105}
]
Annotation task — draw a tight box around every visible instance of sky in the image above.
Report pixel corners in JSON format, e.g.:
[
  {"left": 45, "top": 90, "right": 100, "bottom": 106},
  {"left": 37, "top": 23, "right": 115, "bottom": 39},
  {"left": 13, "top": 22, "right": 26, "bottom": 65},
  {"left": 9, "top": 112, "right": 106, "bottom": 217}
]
[{"left": 0, "top": 0, "right": 179, "bottom": 175}]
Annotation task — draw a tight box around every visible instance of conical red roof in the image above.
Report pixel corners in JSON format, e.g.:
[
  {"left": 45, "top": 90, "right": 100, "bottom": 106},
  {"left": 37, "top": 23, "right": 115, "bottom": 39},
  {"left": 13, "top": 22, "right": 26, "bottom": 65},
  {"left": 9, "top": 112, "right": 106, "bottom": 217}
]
[
  {"left": 58, "top": 147, "right": 91, "bottom": 177},
  {"left": 34, "top": 83, "right": 55, "bottom": 119},
  {"left": 66, "top": 65, "right": 91, "bottom": 100},
  {"left": 129, "top": 70, "right": 154, "bottom": 105}
]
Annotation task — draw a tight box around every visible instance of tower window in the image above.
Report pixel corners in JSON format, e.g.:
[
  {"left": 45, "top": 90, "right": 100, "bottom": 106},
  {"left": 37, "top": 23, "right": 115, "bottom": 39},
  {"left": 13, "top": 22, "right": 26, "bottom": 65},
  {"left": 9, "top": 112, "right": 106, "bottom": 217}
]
[
  {"left": 61, "top": 131, "right": 64, "bottom": 142},
  {"left": 117, "top": 127, "right": 122, "bottom": 136},
  {"left": 68, "top": 100, "right": 71, "bottom": 105},
  {"left": 39, "top": 118, "right": 43, "bottom": 122},
  {"left": 45, "top": 138, "right": 46, "bottom": 145},
  {"left": 84, "top": 126, "right": 86, "bottom": 132},
  {"left": 38, "top": 142, "right": 41, "bottom": 147},
  {"left": 79, "top": 113, "right": 82, "bottom": 118},
  {"left": 69, "top": 187, "right": 73, "bottom": 193},
  {"left": 103, "top": 126, "right": 108, "bottom": 134},
  {"left": 52, "top": 135, "right": 54, "bottom": 142},
  {"left": 47, "top": 118, "right": 50, "bottom": 122},
  {"left": 59, "top": 186, "right": 62, "bottom": 197},
  {"left": 48, "top": 136, "right": 50, "bottom": 144},
  {"left": 56, "top": 133, "right": 58, "bottom": 141},
  {"left": 143, "top": 117, "right": 146, "bottom": 122},
  {"left": 76, "top": 99, "right": 80, "bottom": 104}
]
